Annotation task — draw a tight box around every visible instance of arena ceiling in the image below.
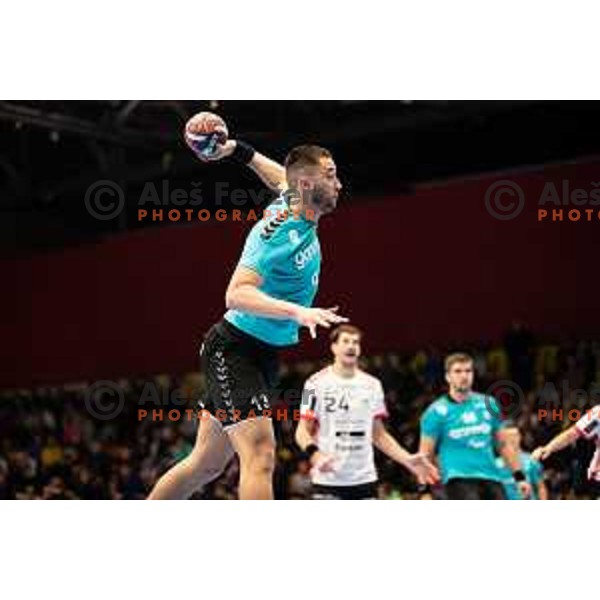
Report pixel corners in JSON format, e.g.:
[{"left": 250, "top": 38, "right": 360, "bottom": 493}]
[{"left": 1, "top": 100, "right": 599, "bottom": 256}]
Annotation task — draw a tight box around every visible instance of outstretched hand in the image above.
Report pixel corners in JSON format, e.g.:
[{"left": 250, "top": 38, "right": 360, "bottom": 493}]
[
  {"left": 532, "top": 446, "right": 550, "bottom": 461},
  {"left": 185, "top": 132, "right": 235, "bottom": 162},
  {"left": 404, "top": 453, "right": 440, "bottom": 485},
  {"left": 295, "top": 306, "right": 349, "bottom": 339},
  {"left": 310, "top": 451, "right": 337, "bottom": 477}
]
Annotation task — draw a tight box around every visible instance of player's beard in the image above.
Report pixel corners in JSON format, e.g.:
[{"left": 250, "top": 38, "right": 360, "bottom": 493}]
[
  {"left": 455, "top": 384, "right": 472, "bottom": 394},
  {"left": 312, "top": 184, "right": 337, "bottom": 214}
]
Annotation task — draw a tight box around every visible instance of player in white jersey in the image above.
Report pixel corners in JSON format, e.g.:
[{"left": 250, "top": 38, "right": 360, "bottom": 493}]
[
  {"left": 532, "top": 405, "right": 600, "bottom": 496},
  {"left": 295, "top": 324, "right": 439, "bottom": 499}
]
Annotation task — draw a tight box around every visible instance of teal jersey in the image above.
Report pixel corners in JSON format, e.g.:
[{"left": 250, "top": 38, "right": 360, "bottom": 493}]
[
  {"left": 224, "top": 197, "right": 320, "bottom": 346},
  {"left": 495, "top": 452, "right": 544, "bottom": 500},
  {"left": 420, "top": 393, "right": 505, "bottom": 484}
]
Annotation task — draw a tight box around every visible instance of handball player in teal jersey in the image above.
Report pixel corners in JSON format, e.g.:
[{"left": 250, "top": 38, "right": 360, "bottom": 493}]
[
  {"left": 149, "top": 113, "right": 347, "bottom": 499},
  {"left": 419, "top": 353, "right": 532, "bottom": 500},
  {"left": 494, "top": 425, "right": 547, "bottom": 500}
]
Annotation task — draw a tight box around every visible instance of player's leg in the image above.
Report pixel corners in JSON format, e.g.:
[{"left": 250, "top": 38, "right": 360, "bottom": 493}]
[
  {"left": 444, "top": 478, "right": 481, "bottom": 500},
  {"left": 480, "top": 479, "right": 507, "bottom": 500},
  {"left": 148, "top": 414, "right": 234, "bottom": 499},
  {"left": 203, "top": 319, "right": 280, "bottom": 499},
  {"left": 312, "top": 482, "right": 377, "bottom": 500},
  {"left": 225, "top": 417, "right": 276, "bottom": 500},
  {"left": 312, "top": 484, "right": 341, "bottom": 500}
]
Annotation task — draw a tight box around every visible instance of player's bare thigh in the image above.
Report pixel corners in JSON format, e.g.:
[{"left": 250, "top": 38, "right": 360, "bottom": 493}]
[
  {"left": 224, "top": 416, "right": 275, "bottom": 458},
  {"left": 191, "top": 413, "right": 235, "bottom": 471}
]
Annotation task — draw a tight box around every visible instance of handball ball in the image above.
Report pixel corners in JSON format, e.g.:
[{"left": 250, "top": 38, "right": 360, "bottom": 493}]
[{"left": 184, "top": 112, "right": 228, "bottom": 159}]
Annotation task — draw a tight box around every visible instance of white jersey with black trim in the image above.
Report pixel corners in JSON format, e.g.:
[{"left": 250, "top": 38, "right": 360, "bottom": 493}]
[
  {"left": 301, "top": 366, "right": 388, "bottom": 486},
  {"left": 576, "top": 405, "right": 600, "bottom": 481}
]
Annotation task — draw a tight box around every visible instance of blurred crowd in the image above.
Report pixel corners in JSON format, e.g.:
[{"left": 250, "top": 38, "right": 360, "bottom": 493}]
[{"left": 2, "top": 323, "right": 599, "bottom": 500}]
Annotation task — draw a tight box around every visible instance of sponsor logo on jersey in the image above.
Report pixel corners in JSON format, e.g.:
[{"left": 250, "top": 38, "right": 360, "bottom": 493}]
[
  {"left": 435, "top": 404, "right": 449, "bottom": 417},
  {"left": 461, "top": 411, "right": 477, "bottom": 424},
  {"left": 448, "top": 423, "right": 492, "bottom": 439},
  {"left": 294, "top": 238, "right": 320, "bottom": 270}
]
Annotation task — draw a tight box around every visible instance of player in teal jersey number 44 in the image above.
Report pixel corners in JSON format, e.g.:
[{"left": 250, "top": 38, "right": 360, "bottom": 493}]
[
  {"left": 419, "top": 353, "right": 532, "bottom": 500},
  {"left": 149, "top": 113, "right": 347, "bottom": 500}
]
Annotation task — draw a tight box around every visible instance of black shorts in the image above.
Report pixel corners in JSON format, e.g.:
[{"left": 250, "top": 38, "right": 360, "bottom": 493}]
[
  {"left": 444, "top": 478, "right": 507, "bottom": 500},
  {"left": 199, "top": 319, "right": 280, "bottom": 428},
  {"left": 312, "top": 482, "right": 378, "bottom": 500}
]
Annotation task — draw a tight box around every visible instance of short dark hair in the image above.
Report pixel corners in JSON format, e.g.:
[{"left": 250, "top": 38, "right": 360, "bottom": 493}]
[
  {"left": 284, "top": 145, "right": 331, "bottom": 172},
  {"left": 444, "top": 352, "right": 474, "bottom": 372},
  {"left": 330, "top": 324, "right": 363, "bottom": 344}
]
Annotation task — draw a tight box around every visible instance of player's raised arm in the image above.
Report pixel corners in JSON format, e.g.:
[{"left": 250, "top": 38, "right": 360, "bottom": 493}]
[
  {"left": 245, "top": 147, "right": 287, "bottom": 193},
  {"left": 184, "top": 112, "right": 287, "bottom": 192},
  {"left": 200, "top": 140, "right": 287, "bottom": 193}
]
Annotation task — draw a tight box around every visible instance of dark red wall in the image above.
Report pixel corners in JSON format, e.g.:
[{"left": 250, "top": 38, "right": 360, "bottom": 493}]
[{"left": 3, "top": 159, "right": 599, "bottom": 388}]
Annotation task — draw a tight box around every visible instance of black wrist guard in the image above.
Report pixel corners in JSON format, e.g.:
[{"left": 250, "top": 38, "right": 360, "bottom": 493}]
[
  {"left": 231, "top": 140, "right": 255, "bottom": 165},
  {"left": 305, "top": 444, "right": 319, "bottom": 460},
  {"left": 513, "top": 470, "right": 526, "bottom": 482}
]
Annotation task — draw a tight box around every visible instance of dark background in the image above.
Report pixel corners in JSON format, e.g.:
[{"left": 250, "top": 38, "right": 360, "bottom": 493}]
[{"left": 2, "top": 100, "right": 600, "bottom": 256}]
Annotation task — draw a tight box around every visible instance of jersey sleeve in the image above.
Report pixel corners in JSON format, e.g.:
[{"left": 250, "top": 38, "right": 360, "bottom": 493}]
[
  {"left": 420, "top": 402, "right": 445, "bottom": 444},
  {"left": 487, "top": 396, "right": 506, "bottom": 436},
  {"left": 576, "top": 406, "right": 600, "bottom": 440},
  {"left": 587, "top": 448, "right": 600, "bottom": 482},
  {"left": 237, "top": 219, "right": 289, "bottom": 277},
  {"left": 371, "top": 379, "right": 388, "bottom": 419},
  {"left": 528, "top": 458, "right": 543, "bottom": 485},
  {"left": 300, "top": 377, "right": 320, "bottom": 422}
]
